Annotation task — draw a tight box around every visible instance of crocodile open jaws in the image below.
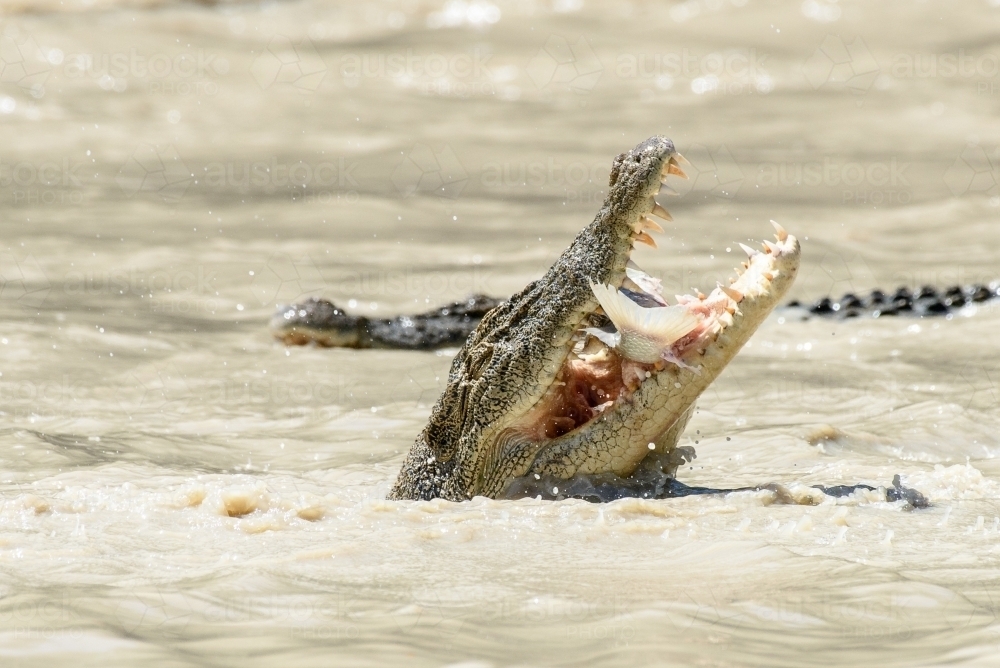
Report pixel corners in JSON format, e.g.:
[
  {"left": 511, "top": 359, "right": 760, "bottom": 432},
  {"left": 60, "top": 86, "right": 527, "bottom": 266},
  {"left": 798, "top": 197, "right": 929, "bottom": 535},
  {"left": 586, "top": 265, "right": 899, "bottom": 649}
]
[{"left": 388, "top": 135, "right": 800, "bottom": 502}]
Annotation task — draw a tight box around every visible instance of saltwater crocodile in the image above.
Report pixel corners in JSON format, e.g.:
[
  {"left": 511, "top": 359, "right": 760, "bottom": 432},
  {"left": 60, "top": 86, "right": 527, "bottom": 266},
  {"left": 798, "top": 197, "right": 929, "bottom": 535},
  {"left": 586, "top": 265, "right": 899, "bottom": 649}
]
[
  {"left": 272, "top": 283, "right": 1000, "bottom": 349},
  {"left": 372, "top": 135, "right": 925, "bottom": 505},
  {"left": 272, "top": 294, "right": 503, "bottom": 349},
  {"left": 790, "top": 284, "right": 1000, "bottom": 318}
]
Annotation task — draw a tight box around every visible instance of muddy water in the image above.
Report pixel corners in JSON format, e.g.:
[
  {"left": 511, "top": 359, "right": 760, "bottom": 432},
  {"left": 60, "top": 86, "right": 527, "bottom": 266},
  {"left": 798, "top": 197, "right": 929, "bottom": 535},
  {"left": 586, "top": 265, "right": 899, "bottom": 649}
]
[{"left": 1, "top": 0, "right": 1000, "bottom": 665}]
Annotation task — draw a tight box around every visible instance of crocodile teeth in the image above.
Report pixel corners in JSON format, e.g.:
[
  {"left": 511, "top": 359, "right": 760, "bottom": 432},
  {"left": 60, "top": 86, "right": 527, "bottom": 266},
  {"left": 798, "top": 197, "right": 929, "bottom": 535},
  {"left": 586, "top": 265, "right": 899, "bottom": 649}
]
[
  {"left": 659, "top": 184, "right": 680, "bottom": 196},
  {"left": 718, "top": 284, "right": 744, "bottom": 303},
  {"left": 642, "top": 217, "right": 665, "bottom": 234},
  {"left": 589, "top": 281, "right": 701, "bottom": 365},
  {"left": 770, "top": 220, "right": 788, "bottom": 241},
  {"left": 651, "top": 202, "right": 673, "bottom": 221},
  {"left": 762, "top": 240, "right": 777, "bottom": 254},
  {"left": 666, "top": 162, "right": 688, "bottom": 179},
  {"left": 635, "top": 231, "right": 658, "bottom": 248},
  {"left": 672, "top": 153, "right": 690, "bottom": 166},
  {"left": 738, "top": 243, "right": 758, "bottom": 257}
]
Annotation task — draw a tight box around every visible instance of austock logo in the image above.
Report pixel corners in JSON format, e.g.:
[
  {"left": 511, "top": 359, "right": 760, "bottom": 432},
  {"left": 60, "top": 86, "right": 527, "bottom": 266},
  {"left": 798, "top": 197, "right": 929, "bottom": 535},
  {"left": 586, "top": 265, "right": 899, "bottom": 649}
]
[
  {"left": 249, "top": 253, "right": 327, "bottom": 307},
  {"left": 673, "top": 144, "right": 744, "bottom": 199},
  {"left": 803, "top": 35, "right": 880, "bottom": 94},
  {"left": 960, "top": 362, "right": 999, "bottom": 411},
  {"left": 526, "top": 35, "right": 603, "bottom": 93},
  {"left": 250, "top": 35, "right": 327, "bottom": 92},
  {"left": 0, "top": 252, "right": 50, "bottom": 307},
  {"left": 944, "top": 143, "right": 1000, "bottom": 198},
  {"left": 63, "top": 48, "right": 227, "bottom": 96},
  {"left": 0, "top": 26, "right": 52, "bottom": 95},
  {"left": 116, "top": 144, "right": 194, "bottom": 202},
  {"left": 339, "top": 47, "right": 495, "bottom": 95},
  {"left": 3, "top": 147, "right": 360, "bottom": 205},
  {"left": 479, "top": 155, "right": 609, "bottom": 203},
  {"left": 615, "top": 47, "right": 772, "bottom": 96},
  {"left": 811, "top": 248, "right": 876, "bottom": 298},
  {"left": 391, "top": 144, "right": 469, "bottom": 198},
  {"left": 118, "top": 363, "right": 193, "bottom": 415},
  {"left": 391, "top": 361, "right": 446, "bottom": 407},
  {"left": 113, "top": 586, "right": 196, "bottom": 639}
]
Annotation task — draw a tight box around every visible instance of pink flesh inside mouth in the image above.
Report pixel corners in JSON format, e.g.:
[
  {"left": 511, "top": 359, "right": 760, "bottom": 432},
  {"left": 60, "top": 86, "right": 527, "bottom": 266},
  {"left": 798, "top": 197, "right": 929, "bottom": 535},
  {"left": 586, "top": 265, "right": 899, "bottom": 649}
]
[{"left": 509, "top": 216, "right": 796, "bottom": 444}]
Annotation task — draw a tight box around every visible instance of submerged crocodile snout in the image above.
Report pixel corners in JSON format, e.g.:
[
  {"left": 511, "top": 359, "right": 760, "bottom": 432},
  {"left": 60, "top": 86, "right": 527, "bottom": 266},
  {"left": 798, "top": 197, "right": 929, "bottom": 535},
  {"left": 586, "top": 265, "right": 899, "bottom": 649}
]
[{"left": 388, "top": 136, "right": 799, "bottom": 501}]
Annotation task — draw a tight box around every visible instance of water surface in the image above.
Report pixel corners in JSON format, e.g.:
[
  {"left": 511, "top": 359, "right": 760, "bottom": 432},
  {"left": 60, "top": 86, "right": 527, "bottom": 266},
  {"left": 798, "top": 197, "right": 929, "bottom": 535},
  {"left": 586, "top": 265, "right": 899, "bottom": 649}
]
[{"left": 2, "top": 0, "right": 1000, "bottom": 665}]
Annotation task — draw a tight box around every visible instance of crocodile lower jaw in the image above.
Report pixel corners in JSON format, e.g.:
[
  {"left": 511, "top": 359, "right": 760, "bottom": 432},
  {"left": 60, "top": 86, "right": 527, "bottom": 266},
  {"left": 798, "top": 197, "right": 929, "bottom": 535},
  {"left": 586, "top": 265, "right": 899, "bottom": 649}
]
[{"left": 497, "top": 222, "right": 801, "bottom": 496}]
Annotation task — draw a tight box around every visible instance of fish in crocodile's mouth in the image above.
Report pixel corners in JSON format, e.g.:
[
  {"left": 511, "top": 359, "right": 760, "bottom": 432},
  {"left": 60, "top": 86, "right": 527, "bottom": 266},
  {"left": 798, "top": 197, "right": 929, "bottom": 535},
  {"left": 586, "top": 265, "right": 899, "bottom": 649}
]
[{"left": 506, "top": 220, "right": 798, "bottom": 453}]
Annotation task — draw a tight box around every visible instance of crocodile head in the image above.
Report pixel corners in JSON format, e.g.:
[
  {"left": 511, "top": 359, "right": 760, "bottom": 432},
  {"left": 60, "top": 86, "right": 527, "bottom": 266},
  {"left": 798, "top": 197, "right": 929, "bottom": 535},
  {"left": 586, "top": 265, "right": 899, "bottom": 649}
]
[{"left": 388, "top": 136, "right": 800, "bottom": 501}]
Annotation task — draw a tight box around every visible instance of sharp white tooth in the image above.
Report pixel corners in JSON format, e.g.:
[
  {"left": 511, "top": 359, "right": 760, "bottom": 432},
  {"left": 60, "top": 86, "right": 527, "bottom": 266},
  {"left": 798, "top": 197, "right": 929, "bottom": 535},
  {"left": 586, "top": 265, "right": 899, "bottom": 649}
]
[
  {"left": 770, "top": 220, "right": 788, "bottom": 241},
  {"left": 651, "top": 202, "right": 673, "bottom": 221},
  {"left": 738, "top": 243, "right": 758, "bottom": 257},
  {"left": 718, "top": 284, "right": 744, "bottom": 303},
  {"left": 692, "top": 290, "right": 706, "bottom": 300},
  {"left": 635, "top": 231, "right": 657, "bottom": 248},
  {"left": 666, "top": 162, "right": 688, "bottom": 179},
  {"left": 642, "top": 217, "right": 665, "bottom": 234},
  {"left": 763, "top": 271, "right": 774, "bottom": 281},
  {"left": 589, "top": 281, "right": 701, "bottom": 365},
  {"left": 763, "top": 240, "right": 777, "bottom": 254},
  {"left": 672, "top": 153, "right": 690, "bottom": 166},
  {"left": 659, "top": 184, "right": 680, "bottom": 196}
]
